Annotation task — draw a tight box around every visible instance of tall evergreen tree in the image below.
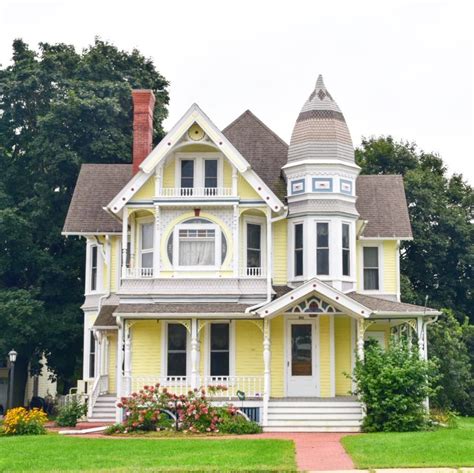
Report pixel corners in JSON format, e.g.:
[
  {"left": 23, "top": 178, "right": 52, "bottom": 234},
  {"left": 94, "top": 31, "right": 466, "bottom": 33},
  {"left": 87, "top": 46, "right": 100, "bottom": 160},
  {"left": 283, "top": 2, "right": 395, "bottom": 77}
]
[{"left": 0, "top": 39, "right": 169, "bottom": 402}]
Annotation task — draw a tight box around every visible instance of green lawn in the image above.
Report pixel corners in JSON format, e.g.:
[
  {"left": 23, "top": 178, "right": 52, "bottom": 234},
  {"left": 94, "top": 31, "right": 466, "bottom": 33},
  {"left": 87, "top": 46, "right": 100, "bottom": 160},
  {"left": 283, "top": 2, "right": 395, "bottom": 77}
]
[
  {"left": 0, "top": 435, "right": 296, "bottom": 472},
  {"left": 342, "top": 417, "right": 474, "bottom": 468}
]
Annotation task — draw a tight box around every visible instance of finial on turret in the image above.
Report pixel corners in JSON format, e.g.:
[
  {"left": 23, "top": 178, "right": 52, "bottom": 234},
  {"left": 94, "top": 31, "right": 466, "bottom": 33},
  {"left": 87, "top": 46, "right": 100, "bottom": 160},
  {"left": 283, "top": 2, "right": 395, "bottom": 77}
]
[{"left": 316, "top": 74, "right": 325, "bottom": 89}]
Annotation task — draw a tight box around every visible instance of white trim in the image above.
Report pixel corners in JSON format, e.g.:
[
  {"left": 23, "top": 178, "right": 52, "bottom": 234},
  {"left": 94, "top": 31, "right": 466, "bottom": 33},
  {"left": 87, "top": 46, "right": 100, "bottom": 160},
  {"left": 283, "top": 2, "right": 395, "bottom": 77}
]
[
  {"left": 243, "top": 215, "right": 266, "bottom": 275},
  {"left": 85, "top": 239, "right": 103, "bottom": 295},
  {"left": 174, "top": 152, "right": 223, "bottom": 190},
  {"left": 396, "top": 240, "right": 401, "bottom": 301},
  {"left": 162, "top": 321, "right": 191, "bottom": 378},
  {"left": 137, "top": 216, "right": 154, "bottom": 271},
  {"left": 329, "top": 316, "right": 335, "bottom": 397},
  {"left": 204, "top": 321, "right": 235, "bottom": 378},
  {"left": 359, "top": 242, "right": 384, "bottom": 294}
]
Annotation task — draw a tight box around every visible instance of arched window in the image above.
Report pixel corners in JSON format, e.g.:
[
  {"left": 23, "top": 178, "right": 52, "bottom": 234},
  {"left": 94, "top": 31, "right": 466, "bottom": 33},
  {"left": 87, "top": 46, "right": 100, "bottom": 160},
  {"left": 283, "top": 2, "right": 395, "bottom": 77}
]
[{"left": 167, "top": 218, "right": 227, "bottom": 269}]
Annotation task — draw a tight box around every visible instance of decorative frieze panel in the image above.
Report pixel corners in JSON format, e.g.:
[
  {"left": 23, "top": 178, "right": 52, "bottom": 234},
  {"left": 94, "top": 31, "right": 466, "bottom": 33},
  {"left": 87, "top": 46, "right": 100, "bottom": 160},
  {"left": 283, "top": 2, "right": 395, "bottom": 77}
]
[{"left": 288, "top": 295, "right": 341, "bottom": 314}]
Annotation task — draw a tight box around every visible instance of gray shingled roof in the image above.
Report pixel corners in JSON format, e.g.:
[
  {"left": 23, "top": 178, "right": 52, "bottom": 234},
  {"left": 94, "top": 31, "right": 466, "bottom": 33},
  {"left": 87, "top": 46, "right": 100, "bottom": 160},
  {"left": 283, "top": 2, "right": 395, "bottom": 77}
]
[
  {"left": 93, "top": 304, "right": 118, "bottom": 327},
  {"left": 115, "top": 303, "right": 252, "bottom": 314},
  {"left": 356, "top": 175, "right": 412, "bottom": 239},
  {"left": 63, "top": 116, "right": 412, "bottom": 239},
  {"left": 223, "top": 110, "right": 288, "bottom": 199},
  {"left": 347, "top": 292, "right": 439, "bottom": 314},
  {"left": 63, "top": 164, "right": 132, "bottom": 234}
]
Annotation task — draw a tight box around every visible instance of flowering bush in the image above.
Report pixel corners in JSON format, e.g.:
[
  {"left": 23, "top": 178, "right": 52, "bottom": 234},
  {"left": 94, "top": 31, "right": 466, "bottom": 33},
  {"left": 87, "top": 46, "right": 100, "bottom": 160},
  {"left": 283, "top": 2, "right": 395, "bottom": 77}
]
[
  {"left": 2, "top": 407, "right": 48, "bottom": 435},
  {"left": 116, "top": 383, "right": 254, "bottom": 434}
]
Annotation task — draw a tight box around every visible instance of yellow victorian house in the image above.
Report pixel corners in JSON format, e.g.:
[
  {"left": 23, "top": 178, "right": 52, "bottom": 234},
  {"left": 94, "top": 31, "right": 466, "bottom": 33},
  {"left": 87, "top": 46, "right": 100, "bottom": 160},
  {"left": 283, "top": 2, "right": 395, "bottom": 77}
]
[{"left": 63, "top": 76, "right": 440, "bottom": 431}]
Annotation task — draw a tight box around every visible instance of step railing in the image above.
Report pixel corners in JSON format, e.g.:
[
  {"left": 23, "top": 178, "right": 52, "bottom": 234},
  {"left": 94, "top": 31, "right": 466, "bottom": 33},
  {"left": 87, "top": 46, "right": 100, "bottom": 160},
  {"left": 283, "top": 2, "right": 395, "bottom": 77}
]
[
  {"left": 88, "top": 375, "right": 108, "bottom": 416},
  {"left": 158, "top": 187, "right": 234, "bottom": 198}
]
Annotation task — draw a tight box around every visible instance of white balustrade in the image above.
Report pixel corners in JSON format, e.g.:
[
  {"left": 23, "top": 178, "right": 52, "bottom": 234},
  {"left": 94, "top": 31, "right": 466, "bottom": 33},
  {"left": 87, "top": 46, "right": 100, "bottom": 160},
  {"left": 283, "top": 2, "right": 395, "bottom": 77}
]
[
  {"left": 130, "top": 376, "right": 190, "bottom": 396},
  {"left": 158, "top": 187, "right": 234, "bottom": 198},
  {"left": 242, "top": 267, "right": 264, "bottom": 278},
  {"left": 124, "top": 267, "right": 154, "bottom": 279}
]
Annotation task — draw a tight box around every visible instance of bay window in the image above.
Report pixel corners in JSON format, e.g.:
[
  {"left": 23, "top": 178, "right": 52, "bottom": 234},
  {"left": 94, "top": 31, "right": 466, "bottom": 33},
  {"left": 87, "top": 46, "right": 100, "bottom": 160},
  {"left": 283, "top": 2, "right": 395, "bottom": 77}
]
[
  {"left": 342, "top": 223, "right": 350, "bottom": 276},
  {"left": 316, "top": 222, "right": 329, "bottom": 275},
  {"left": 167, "top": 323, "right": 187, "bottom": 377},
  {"left": 210, "top": 323, "right": 230, "bottom": 376},
  {"left": 294, "top": 223, "right": 304, "bottom": 277},
  {"left": 363, "top": 246, "right": 380, "bottom": 290}
]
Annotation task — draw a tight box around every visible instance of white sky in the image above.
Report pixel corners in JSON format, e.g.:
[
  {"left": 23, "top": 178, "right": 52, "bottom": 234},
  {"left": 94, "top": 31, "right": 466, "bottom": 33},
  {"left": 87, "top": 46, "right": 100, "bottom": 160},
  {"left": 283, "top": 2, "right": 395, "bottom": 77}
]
[{"left": 1, "top": 0, "right": 473, "bottom": 183}]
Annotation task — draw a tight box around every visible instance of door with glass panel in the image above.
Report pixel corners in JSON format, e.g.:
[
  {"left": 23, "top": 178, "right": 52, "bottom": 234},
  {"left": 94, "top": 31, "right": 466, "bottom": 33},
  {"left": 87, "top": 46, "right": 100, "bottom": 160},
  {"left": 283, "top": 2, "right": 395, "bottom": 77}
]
[{"left": 286, "top": 320, "right": 317, "bottom": 396}]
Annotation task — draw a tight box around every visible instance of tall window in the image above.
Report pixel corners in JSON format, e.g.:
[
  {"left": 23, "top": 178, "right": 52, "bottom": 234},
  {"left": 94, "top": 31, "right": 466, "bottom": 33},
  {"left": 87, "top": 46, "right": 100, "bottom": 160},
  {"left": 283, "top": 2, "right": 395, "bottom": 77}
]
[
  {"left": 363, "top": 247, "right": 380, "bottom": 290},
  {"left": 316, "top": 223, "right": 329, "bottom": 275},
  {"left": 342, "top": 223, "right": 350, "bottom": 276},
  {"left": 90, "top": 246, "right": 98, "bottom": 291},
  {"left": 140, "top": 223, "right": 154, "bottom": 269},
  {"left": 167, "top": 324, "right": 187, "bottom": 376},
  {"left": 294, "top": 224, "right": 304, "bottom": 277},
  {"left": 210, "top": 323, "right": 230, "bottom": 376},
  {"left": 89, "top": 331, "right": 96, "bottom": 378},
  {"left": 246, "top": 223, "right": 262, "bottom": 270},
  {"left": 180, "top": 160, "right": 194, "bottom": 189},
  {"left": 204, "top": 159, "right": 218, "bottom": 191}
]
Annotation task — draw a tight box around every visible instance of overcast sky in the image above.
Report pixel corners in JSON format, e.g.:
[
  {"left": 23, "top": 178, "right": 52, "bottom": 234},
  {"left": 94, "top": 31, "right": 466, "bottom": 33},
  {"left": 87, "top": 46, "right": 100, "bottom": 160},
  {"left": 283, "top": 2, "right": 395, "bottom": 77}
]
[{"left": 1, "top": 0, "right": 472, "bottom": 182}]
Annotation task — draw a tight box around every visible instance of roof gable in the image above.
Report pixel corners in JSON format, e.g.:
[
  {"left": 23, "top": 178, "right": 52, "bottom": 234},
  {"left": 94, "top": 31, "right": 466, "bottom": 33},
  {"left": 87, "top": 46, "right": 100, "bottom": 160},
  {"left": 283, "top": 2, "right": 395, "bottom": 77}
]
[{"left": 107, "top": 104, "right": 285, "bottom": 214}]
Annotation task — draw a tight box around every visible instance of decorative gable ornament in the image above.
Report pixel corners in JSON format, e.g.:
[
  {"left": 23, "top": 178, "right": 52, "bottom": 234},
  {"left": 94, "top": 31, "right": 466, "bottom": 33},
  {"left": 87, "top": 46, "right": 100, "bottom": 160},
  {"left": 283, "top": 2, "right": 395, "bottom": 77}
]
[{"left": 288, "top": 296, "right": 340, "bottom": 314}]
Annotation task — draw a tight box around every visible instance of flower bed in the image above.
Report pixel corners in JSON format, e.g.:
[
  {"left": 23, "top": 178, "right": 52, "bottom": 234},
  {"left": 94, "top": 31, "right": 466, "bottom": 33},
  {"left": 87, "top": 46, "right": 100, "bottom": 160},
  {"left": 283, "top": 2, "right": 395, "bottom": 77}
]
[
  {"left": 106, "top": 383, "right": 261, "bottom": 435},
  {"left": 1, "top": 407, "right": 48, "bottom": 435}
]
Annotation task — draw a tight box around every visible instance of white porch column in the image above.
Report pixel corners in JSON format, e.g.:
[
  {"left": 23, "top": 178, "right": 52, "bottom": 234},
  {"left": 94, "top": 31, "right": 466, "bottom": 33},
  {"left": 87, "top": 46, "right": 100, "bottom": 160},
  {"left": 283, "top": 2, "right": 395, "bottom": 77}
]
[
  {"left": 121, "top": 208, "right": 129, "bottom": 279},
  {"left": 232, "top": 205, "right": 239, "bottom": 277},
  {"left": 262, "top": 318, "right": 271, "bottom": 426},
  {"left": 115, "top": 318, "right": 124, "bottom": 422},
  {"left": 124, "top": 321, "right": 132, "bottom": 396},
  {"left": 93, "top": 330, "right": 101, "bottom": 379},
  {"left": 266, "top": 208, "right": 272, "bottom": 289},
  {"left": 416, "top": 316, "right": 426, "bottom": 359},
  {"left": 356, "top": 319, "right": 365, "bottom": 361},
  {"left": 153, "top": 204, "right": 160, "bottom": 277},
  {"left": 129, "top": 214, "right": 135, "bottom": 270},
  {"left": 190, "top": 318, "right": 199, "bottom": 389}
]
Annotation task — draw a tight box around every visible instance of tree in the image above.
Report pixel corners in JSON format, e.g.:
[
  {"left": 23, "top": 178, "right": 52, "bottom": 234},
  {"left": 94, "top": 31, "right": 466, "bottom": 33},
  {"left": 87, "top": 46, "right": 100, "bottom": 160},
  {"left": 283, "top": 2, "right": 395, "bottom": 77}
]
[
  {"left": 356, "top": 136, "right": 474, "bottom": 414},
  {"left": 0, "top": 38, "right": 169, "bottom": 400}
]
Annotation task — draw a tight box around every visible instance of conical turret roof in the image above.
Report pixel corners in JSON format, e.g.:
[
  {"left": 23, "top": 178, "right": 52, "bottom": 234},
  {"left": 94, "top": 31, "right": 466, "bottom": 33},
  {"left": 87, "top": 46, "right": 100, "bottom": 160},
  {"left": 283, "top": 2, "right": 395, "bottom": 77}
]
[{"left": 288, "top": 75, "right": 354, "bottom": 164}]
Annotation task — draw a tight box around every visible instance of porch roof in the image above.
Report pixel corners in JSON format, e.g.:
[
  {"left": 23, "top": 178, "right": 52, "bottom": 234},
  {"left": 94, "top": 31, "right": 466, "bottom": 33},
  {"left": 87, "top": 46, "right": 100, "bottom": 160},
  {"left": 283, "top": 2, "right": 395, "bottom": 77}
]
[
  {"left": 93, "top": 304, "right": 118, "bottom": 328},
  {"left": 114, "top": 302, "right": 253, "bottom": 316}
]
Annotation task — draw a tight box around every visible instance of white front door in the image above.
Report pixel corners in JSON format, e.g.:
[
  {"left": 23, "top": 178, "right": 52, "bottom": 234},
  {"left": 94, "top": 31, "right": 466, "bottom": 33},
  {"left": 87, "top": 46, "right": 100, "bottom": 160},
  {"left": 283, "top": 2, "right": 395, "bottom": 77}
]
[{"left": 286, "top": 320, "right": 318, "bottom": 397}]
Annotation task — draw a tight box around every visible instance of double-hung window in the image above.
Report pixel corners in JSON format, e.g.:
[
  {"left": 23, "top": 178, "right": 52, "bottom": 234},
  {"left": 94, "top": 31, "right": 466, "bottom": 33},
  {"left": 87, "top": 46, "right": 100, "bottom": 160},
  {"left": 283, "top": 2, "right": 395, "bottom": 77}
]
[
  {"left": 363, "top": 247, "right": 380, "bottom": 290},
  {"left": 342, "top": 223, "right": 350, "bottom": 276},
  {"left": 316, "top": 222, "right": 329, "bottom": 275},
  {"left": 210, "top": 323, "right": 230, "bottom": 377},
  {"left": 178, "top": 156, "right": 220, "bottom": 195},
  {"left": 204, "top": 159, "right": 218, "bottom": 194},
  {"left": 294, "top": 223, "right": 304, "bottom": 277},
  {"left": 180, "top": 160, "right": 194, "bottom": 191},
  {"left": 90, "top": 245, "right": 98, "bottom": 291},
  {"left": 246, "top": 223, "right": 262, "bottom": 274},
  {"left": 140, "top": 222, "right": 154, "bottom": 270},
  {"left": 167, "top": 323, "right": 187, "bottom": 377}
]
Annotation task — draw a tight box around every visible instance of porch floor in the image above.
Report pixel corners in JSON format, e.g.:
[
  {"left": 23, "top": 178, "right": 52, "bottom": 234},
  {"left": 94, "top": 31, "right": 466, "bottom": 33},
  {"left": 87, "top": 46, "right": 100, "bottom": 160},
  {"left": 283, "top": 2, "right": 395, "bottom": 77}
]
[{"left": 270, "top": 396, "right": 358, "bottom": 402}]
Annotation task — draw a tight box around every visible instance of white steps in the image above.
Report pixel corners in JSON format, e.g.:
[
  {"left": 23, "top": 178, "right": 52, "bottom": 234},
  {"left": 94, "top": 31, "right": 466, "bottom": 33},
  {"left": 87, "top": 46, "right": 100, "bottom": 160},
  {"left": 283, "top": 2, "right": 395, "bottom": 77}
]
[
  {"left": 264, "top": 399, "right": 363, "bottom": 432},
  {"left": 88, "top": 394, "right": 116, "bottom": 422}
]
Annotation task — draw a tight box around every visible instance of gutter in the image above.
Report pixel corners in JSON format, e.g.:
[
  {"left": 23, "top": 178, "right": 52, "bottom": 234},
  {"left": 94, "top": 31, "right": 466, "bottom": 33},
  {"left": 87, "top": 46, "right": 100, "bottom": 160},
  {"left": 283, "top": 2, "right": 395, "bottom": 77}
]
[{"left": 93, "top": 235, "right": 112, "bottom": 313}]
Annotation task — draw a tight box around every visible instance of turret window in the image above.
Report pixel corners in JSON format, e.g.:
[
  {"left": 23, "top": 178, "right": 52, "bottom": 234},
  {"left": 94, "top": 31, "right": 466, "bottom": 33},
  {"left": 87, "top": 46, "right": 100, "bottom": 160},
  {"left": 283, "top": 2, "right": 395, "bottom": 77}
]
[
  {"left": 316, "top": 222, "right": 329, "bottom": 275},
  {"left": 294, "top": 223, "right": 304, "bottom": 277},
  {"left": 342, "top": 223, "right": 350, "bottom": 276},
  {"left": 90, "top": 245, "right": 98, "bottom": 291}
]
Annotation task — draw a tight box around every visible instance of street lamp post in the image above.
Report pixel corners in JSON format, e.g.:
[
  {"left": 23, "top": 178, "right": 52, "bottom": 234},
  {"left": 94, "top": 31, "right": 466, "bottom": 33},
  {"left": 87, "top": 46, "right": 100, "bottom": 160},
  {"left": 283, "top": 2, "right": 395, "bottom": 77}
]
[{"left": 7, "top": 350, "right": 17, "bottom": 411}]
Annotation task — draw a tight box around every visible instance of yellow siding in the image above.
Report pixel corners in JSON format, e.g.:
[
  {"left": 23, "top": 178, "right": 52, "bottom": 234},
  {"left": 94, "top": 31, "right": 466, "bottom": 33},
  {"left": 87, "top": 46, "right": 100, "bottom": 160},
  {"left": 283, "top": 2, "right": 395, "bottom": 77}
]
[
  {"left": 335, "top": 316, "right": 352, "bottom": 396},
  {"left": 235, "top": 321, "right": 263, "bottom": 376},
  {"left": 319, "top": 315, "right": 331, "bottom": 397},
  {"left": 108, "top": 332, "right": 117, "bottom": 393},
  {"left": 162, "top": 160, "right": 175, "bottom": 188},
  {"left": 131, "top": 321, "right": 161, "bottom": 376},
  {"left": 272, "top": 219, "right": 288, "bottom": 285},
  {"left": 238, "top": 175, "right": 260, "bottom": 199},
  {"left": 133, "top": 176, "right": 154, "bottom": 200},
  {"left": 110, "top": 236, "right": 119, "bottom": 292},
  {"left": 223, "top": 160, "right": 233, "bottom": 188},
  {"left": 366, "top": 322, "right": 391, "bottom": 349},
  {"left": 270, "top": 316, "right": 285, "bottom": 397},
  {"left": 383, "top": 241, "right": 398, "bottom": 293}
]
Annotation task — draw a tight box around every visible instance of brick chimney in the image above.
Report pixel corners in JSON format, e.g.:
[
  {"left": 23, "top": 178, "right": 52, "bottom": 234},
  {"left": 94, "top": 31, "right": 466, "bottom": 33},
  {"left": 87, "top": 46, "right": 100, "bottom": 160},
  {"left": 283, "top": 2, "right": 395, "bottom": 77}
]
[{"left": 132, "top": 89, "right": 156, "bottom": 174}]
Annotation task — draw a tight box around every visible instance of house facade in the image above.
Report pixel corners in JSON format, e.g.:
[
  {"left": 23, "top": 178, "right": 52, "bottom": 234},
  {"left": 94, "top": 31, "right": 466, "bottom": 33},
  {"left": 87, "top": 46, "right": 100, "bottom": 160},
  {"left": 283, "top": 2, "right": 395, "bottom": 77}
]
[{"left": 63, "top": 76, "right": 439, "bottom": 431}]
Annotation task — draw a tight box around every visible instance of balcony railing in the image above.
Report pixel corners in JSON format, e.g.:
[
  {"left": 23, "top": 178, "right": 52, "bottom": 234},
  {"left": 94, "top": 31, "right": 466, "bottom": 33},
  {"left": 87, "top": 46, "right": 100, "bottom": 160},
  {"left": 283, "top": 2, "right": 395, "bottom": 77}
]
[
  {"left": 157, "top": 187, "right": 234, "bottom": 198},
  {"left": 123, "top": 267, "right": 265, "bottom": 279},
  {"left": 242, "top": 267, "right": 264, "bottom": 278},
  {"left": 128, "top": 375, "right": 263, "bottom": 399}
]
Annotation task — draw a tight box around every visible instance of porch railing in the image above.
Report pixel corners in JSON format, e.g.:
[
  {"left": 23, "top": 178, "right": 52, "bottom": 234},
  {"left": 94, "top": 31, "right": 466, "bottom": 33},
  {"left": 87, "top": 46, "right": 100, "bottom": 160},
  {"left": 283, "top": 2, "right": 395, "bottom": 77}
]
[
  {"left": 88, "top": 375, "right": 108, "bottom": 415},
  {"left": 241, "top": 267, "right": 264, "bottom": 278},
  {"left": 128, "top": 375, "right": 263, "bottom": 400},
  {"left": 124, "top": 267, "right": 154, "bottom": 278},
  {"left": 158, "top": 187, "right": 234, "bottom": 198}
]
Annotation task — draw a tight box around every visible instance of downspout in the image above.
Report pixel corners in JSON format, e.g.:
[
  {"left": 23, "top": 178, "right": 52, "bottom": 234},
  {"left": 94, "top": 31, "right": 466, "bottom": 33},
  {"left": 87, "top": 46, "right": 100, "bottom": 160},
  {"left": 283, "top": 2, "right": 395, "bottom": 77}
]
[
  {"left": 93, "top": 235, "right": 112, "bottom": 312},
  {"left": 245, "top": 207, "right": 288, "bottom": 314}
]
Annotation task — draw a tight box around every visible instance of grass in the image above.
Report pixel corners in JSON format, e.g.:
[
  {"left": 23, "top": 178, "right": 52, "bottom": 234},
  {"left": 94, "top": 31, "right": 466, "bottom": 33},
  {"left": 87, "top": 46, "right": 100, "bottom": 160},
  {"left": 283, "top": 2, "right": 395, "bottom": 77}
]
[
  {"left": 0, "top": 434, "right": 296, "bottom": 472},
  {"left": 342, "top": 417, "right": 474, "bottom": 468}
]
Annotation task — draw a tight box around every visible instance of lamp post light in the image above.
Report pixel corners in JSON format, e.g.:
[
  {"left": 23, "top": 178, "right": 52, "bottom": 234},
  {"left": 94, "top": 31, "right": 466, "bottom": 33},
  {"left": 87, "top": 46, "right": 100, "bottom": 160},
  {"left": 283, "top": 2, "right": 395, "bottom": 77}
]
[{"left": 7, "top": 350, "right": 17, "bottom": 411}]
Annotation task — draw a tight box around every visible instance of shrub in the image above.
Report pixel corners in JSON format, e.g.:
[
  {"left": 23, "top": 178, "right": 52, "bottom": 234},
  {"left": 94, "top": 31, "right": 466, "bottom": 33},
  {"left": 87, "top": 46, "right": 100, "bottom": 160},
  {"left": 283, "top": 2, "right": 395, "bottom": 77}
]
[
  {"left": 56, "top": 400, "right": 87, "bottom": 427},
  {"left": 429, "top": 408, "right": 458, "bottom": 429},
  {"left": 2, "top": 407, "right": 47, "bottom": 435},
  {"left": 104, "top": 423, "right": 126, "bottom": 435},
  {"left": 351, "top": 339, "right": 438, "bottom": 432},
  {"left": 219, "top": 413, "right": 262, "bottom": 434}
]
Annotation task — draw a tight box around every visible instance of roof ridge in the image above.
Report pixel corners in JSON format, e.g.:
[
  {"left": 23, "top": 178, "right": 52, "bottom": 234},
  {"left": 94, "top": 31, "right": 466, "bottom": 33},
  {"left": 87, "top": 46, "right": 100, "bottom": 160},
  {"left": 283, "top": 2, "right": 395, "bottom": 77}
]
[
  {"left": 223, "top": 110, "right": 288, "bottom": 149},
  {"left": 358, "top": 174, "right": 403, "bottom": 178}
]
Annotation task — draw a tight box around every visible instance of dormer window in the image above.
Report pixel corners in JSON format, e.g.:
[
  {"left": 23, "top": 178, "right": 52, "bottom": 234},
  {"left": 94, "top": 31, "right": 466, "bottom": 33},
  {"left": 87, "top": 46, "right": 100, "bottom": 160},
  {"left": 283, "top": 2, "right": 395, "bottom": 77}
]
[
  {"left": 180, "top": 160, "right": 194, "bottom": 189},
  {"left": 177, "top": 154, "right": 221, "bottom": 196}
]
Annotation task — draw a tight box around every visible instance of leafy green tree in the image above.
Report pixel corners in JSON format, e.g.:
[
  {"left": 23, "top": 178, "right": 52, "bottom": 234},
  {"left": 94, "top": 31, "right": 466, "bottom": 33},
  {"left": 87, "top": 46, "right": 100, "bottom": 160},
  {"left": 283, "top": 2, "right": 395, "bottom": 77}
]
[
  {"left": 0, "top": 38, "right": 169, "bottom": 401},
  {"left": 357, "top": 136, "right": 474, "bottom": 415}
]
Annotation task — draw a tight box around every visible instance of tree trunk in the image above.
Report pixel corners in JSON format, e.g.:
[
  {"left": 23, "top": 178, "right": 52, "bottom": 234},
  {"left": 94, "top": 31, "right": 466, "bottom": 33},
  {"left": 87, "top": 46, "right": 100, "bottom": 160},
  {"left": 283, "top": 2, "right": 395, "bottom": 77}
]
[{"left": 11, "top": 355, "right": 29, "bottom": 408}]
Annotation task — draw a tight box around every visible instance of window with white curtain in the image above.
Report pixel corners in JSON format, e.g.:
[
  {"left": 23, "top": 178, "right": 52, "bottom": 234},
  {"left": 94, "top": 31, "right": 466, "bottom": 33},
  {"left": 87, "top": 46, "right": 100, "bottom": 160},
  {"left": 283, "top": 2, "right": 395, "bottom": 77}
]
[
  {"left": 140, "top": 222, "right": 154, "bottom": 268},
  {"left": 363, "top": 246, "right": 380, "bottom": 290},
  {"left": 168, "top": 218, "right": 225, "bottom": 269}
]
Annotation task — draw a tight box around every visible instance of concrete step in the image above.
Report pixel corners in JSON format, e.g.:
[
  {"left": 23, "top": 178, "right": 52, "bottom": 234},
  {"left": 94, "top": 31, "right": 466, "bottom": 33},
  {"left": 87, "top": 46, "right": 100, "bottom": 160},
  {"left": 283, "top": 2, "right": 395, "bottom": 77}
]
[
  {"left": 93, "top": 407, "right": 116, "bottom": 414},
  {"left": 264, "top": 425, "right": 361, "bottom": 432},
  {"left": 268, "top": 413, "right": 363, "bottom": 421},
  {"left": 96, "top": 397, "right": 117, "bottom": 402},
  {"left": 88, "top": 418, "right": 115, "bottom": 423}
]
